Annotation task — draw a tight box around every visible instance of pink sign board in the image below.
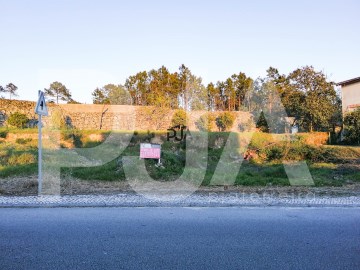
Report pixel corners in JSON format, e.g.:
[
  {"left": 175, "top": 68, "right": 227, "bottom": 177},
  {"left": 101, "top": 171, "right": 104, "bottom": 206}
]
[{"left": 140, "top": 143, "right": 161, "bottom": 159}]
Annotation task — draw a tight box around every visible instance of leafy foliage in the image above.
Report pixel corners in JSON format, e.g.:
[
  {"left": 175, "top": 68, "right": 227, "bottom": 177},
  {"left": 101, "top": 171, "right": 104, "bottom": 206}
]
[
  {"left": 196, "top": 113, "right": 215, "bottom": 131},
  {"left": 92, "top": 84, "right": 131, "bottom": 105},
  {"left": 215, "top": 112, "right": 235, "bottom": 131},
  {"left": 256, "top": 111, "right": 269, "bottom": 132},
  {"left": 171, "top": 109, "right": 188, "bottom": 127},
  {"left": 0, "top": 83, "right": 18, "bottom": 99},
  {"left": 344, "top": 109, "right": 360, "bottom": 145},
  {"left": 5, "top": 83, "right": 18, "bottom": 99},
  {"left": 264, "top": 66, "right": 339, "bottom": 132},
  {"left": 44, "top": 81, "right": 72, "bottom": 104},
  {"left": 7, "top": 112, "right": 29, "bottom": 128}
]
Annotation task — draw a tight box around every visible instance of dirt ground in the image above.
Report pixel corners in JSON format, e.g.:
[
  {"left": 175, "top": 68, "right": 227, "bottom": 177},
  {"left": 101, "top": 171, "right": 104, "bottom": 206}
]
[{"left": 1, "top": 175, "right": 360, "bottom": 197}]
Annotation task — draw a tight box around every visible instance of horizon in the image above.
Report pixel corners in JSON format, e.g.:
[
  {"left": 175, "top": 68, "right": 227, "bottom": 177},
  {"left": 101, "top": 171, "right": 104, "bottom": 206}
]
[{"left": 1, "top": 0, "right": 359, "bottom": 103}]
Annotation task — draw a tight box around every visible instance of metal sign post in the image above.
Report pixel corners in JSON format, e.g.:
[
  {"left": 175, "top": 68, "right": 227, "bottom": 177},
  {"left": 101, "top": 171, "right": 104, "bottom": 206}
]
[
  {"left": 38, "top": 113, "right": 42, "bottom": 194},
  {"left": 35, "top": 90, "right": 48, "bottom": 195}
]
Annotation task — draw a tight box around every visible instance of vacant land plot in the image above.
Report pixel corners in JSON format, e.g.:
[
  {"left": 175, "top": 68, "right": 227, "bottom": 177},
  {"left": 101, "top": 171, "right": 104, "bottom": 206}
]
[{"left": 0, "top": 128, "right": 359, "bottom": 195}]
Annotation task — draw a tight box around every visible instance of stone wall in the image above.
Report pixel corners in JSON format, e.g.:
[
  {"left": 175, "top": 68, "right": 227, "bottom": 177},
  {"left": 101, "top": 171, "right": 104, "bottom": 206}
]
[{"left": 0, "top": 99, "right": 253, "bottom": 131}]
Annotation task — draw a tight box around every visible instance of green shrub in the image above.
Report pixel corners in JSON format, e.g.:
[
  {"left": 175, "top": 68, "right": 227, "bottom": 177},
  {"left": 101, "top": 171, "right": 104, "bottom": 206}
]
[
  {"left": 265, "top": 145, "right": 285, "bottom": 161},
  {"left": 7, "top": 153, "right": 37, "bottom": 166},
  {"left": 7, "top": 112, "right": 29, "bottom": 128},
  {"left": 215, "top": 112, "right": 235, "bottom": 131},
  {"left": 196, "top": 113, "right": 214, "bottom": 131},
  {"left": 171, "top": 109, "right": 188, "bottom": 127},
  {"left": 61, "top": 129, "right": 83, "bottom": 148},
  {"left": 0, "top": 129, "right": 8, "bottom": 139},
  {"left": 344, "top": 109, "right": 360, "bottom": 145},
  {"left": 256, "top": 111, "right": 269, "bottom": 132},
  {"left": 15, "top": 138, "right": 33, "bottom": 145}
]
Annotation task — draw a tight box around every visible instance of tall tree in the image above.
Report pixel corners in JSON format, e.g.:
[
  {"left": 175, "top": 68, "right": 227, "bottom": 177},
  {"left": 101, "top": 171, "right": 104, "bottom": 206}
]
[
  {"left": 125, "top": 71, "right": 149, "bottom": 106},
  {"left": 206, "top": 83, "right": 217, "bottom": 111},
  {"left": 231, "top": 72, "right": 253, "bottom": 111},
  {"left": 0, "top": 85, "right": 5, "bottom": 98},
  {"left": 92, "top": 87, "right": 110, "bottom": 104},
  {"left": 5, "top": 83, "right": 18, "bottom": 100},
  {"left": 224, "top": 78, "right": 235, "bottom": 111},
  {"left": 177, "top": 64, "right": 205, "bottom": 111},
  {"left": 92, "top": 84, "right": 131, "bottom": 105},
  {"left": 44, "top": 81, "right": 72, "bottom": 104},
  {"left": 266, "top": 67, "right": 305, "bottom": 124},
  {"left": 107, "top": 84, "right": 131, "bottom": 105},
  {"left": 288, "top": 66, "right": 338, "bottom": 132}
]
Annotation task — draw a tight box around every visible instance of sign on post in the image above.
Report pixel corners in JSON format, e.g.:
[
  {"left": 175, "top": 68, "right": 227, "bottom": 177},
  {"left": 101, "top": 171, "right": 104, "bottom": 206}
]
[
  {"left": 140, "top": 143, "right": 161, "bottom": 159},
  {"left": 35, "top": 91, "right": 48, "bottom": 116},
  {"left": 35, "top": 90, "right": 47, "bottom": 195}
]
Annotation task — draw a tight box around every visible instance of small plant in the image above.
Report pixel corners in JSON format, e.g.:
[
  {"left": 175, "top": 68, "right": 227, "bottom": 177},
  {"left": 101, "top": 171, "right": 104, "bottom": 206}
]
[
  {"left": 196, "top": 113, "right": 215, "bottom": 131},
  {"left": 171, "top": 109, "right": 188, "bottom": 127},
  {"left": 7, "top": 153, "right": 37, "bottom": 166},
  {"left": 215, "top": 112, "right": 235, "bottom": 131},
  {"left": 0, "top": 129, "right": 8, "bottom": 139},
  {"left": 7, "top": 112, "right": 29, "bottom": 128},
  {"left": 256, "top": 111, "right": 269, "bottom": 133},
  {"left": 15, "top": 138, "right": 33, "bottom": 145}
]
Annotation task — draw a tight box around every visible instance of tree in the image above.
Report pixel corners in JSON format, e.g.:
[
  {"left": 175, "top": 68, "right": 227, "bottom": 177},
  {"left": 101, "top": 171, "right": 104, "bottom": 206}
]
[
  {"left": 92, "top": 84, "right": 131, "bottom": 105},
  {"left": 0, "top": 85, "right": 5, "bottom": 99},
  {"left": 44, "top": 81, "right": 72, "bottom": 104},
  {"left": 288, "top": 66, "right": 338, "bottom": 132},
  {"left": 215, "top": 112, "right": 235, "bottom": 131},
  {"left": 343, "top": 109, "right": 360, "bottom": 145},
  {"left": 92, "top": 87, "right": 110, "bottom": 104},
  {"left": 147, "top": 66, "right": 180, "bottom": 108},
  {"left": 206, "top": 83, "right": 218, "bottom": 111},
  {"left": 252, "top": 80, "right": 286, "bottom": 133},
  {"left": 256, "top": 111, "right": 270, "bottom": 132},
  {"left": 231, "top": 72, "right": 253, "bottom": 111},
  {"left": 178, "top": 64, "right": 206, "bottom": 111},
  {"left": 107, "top": 84, "right": 132, "bottom": 105},
  {"left": 215, "top": 72, "right": 253, "bottom": 111},
  {"left": 5, "top": 83, "right": 18, "bottom": 100},
  {"left": 125, "top": 71, "right": 149, "bottom": 106}
]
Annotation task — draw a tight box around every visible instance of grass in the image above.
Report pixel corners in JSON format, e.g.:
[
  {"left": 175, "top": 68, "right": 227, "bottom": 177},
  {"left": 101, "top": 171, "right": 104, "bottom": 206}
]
[{"left": 0, "top": 129, "right": 359, "bottom": 187}]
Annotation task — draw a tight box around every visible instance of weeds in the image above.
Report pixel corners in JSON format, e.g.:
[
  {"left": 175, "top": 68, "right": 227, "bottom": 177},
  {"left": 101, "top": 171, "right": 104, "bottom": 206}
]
[{"left": 0, "top": 129, "right": 359, "bottom": 187}]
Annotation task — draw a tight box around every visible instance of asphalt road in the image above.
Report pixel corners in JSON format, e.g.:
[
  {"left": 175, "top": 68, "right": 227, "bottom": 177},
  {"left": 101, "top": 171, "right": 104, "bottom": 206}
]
[{"left": 0, "top": 207, "right": 359, "bottom": 270}]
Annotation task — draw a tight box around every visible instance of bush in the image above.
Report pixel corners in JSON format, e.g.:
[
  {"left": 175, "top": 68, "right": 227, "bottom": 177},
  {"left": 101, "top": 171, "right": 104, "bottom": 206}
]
[
  {"left": 0, "top": 129, "right": 8, "bottom": 139},
  {"left": 196, "top": 113, "right": 215, "bottom": 131},
  {"left": 344, "top": 109, "right": 360, "bottom": 145},
  {"left": 7, "top": 153, "right": 37, "bottom": 165},
  {"left": 61, "top": 128, "right": 83, "bottom": 148},
  {"left": 16, "top": 138, "right": 33, "bottom": 145},
  {"left": 256, "top": 111, "right": 269, "bottom": 133},
  {"left": 171, "top": 109, "right": 188, "bottom": 127},
  {"left": 215, "top": 112, "right": 235, "bottom": 131},
  {"left": 49, "top": 109, "right": 67, "bottom": 129},
  {"left": 7, "top": 112, "right": 29, "bottom": 128}
]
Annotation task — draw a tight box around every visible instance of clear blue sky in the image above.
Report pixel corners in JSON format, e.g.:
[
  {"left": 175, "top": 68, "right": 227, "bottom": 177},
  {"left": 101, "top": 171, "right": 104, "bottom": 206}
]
[{"left": 1, "top": 0, "right": 359, "bottom": 103}]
